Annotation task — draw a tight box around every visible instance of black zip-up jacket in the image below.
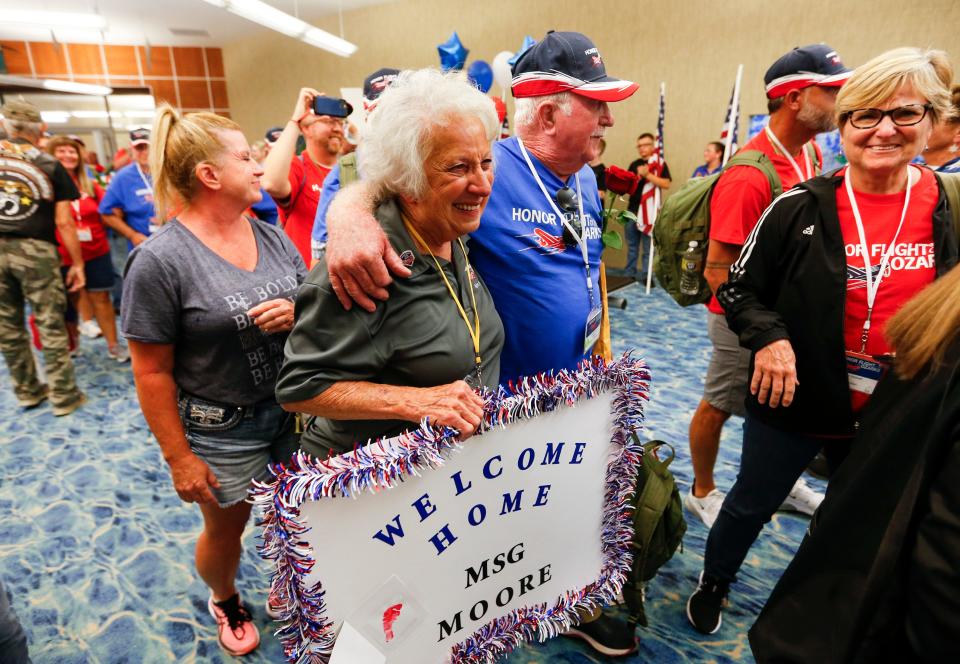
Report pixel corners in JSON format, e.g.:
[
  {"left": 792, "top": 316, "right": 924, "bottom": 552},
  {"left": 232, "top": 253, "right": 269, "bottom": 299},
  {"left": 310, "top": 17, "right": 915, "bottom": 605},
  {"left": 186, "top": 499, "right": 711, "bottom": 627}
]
[{"left": 717, "top": 171, "right": 958, "bottom": 436}]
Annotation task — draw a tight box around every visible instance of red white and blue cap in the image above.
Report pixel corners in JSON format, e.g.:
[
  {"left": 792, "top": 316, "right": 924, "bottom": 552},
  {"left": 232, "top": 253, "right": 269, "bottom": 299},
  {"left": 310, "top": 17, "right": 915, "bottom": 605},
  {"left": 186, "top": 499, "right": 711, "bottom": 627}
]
[
  {"left": 764, "top": 44, "right": 851, "bottom": 99},
  {"left": 511, "top": 30, "right": 638, "bottom": 102},
  {"left": 363, "top": 68, "right": 400, "bottom": 104}
]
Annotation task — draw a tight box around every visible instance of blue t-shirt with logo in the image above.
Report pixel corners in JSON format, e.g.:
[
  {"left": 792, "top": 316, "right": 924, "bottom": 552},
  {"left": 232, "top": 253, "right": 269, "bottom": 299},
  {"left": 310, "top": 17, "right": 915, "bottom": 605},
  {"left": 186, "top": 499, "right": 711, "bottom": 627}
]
[
  {"left": 251, "top": 187, "right": 279, "bottom": 225},
  {"left": 98, "top": 163, "right": 157, "bottom": 248},
  {"left": 311, "top": 163, "right": 341, "bottom": 246},
  {"left": 470, "top": 137, "right": 603, "bottom": 386}
]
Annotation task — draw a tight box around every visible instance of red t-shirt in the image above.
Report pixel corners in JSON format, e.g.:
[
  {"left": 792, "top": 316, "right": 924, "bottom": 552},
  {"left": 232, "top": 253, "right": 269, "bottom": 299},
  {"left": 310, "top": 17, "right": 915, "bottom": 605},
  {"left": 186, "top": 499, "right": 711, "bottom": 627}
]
[
  {"left": 837, "top": 165, "right": 937, "bottom": 412},
  {"left": 278, "top": 153, "right": 331, "bottom": 265},
  {"left": 707, "top": 130, "right": 822, "bottom": 314},
  {"left": 57, "top": 182, "right": 109, "bottom": 265}
]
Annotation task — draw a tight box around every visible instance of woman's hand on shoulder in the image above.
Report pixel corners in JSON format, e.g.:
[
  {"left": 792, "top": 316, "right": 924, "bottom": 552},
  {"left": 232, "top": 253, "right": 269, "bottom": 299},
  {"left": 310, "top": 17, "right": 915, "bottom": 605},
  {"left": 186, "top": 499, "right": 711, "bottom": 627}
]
[
  {"left": 167, "top": 452, "right": 221, "bottom": 504},
  {"left": 248, "top": 298, "right": 295, "bottom": 334},
  {"left": 409, "top": 381, "right": 485, "bottom": 439},
  {"left": 751, "top": 338, "right": 799, "bottom": 408}
]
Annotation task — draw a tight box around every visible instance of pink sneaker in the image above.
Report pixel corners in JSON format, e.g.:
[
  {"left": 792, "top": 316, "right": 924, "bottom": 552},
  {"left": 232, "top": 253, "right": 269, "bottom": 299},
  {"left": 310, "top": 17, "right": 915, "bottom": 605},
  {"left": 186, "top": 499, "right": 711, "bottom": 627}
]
[{"left": 208, "top": 594, "right": 260, "bottom": 656}]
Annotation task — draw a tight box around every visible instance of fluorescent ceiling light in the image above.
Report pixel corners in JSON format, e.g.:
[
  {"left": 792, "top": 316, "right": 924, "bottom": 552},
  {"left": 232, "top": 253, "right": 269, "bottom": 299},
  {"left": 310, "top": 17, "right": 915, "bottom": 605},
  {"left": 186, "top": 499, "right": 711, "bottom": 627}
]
[
  {"left": 199, "top": 0, "right": 357, "bottom": 57},
  {"left": 0, "top": 10, "right": 107, "bottom": 31},
  {"left": 0, "top": 74, "right": 113, "bottom": 96},
  {"left": 41, "top": 112, "right": 71, "bottom": 124}
]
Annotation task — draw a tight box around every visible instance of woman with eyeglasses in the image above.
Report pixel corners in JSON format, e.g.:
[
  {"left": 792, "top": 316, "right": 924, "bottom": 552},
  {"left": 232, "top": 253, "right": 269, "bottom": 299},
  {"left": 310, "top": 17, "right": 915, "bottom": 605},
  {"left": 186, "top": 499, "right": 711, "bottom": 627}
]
[
  {"left": 700, "top": 47, "right": 959, "bottom": 620},
  {"left": 275, "top": 69, "right": 504, "bottom": 458}
]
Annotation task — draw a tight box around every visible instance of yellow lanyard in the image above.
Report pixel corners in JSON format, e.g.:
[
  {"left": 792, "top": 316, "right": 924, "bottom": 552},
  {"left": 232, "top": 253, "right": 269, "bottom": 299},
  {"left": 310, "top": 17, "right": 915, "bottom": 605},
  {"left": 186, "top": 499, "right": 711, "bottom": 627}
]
[{"left": 404, "top": 220, "right": 483, "bottom": 381}]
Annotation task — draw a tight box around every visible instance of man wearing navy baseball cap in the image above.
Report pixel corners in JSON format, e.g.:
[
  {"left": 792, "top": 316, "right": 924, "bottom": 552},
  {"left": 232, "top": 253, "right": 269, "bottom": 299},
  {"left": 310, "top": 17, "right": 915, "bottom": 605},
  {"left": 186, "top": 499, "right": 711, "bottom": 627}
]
[
  {"left": 308, "top": 67, "right": 402, "bottom": 267},
  {"left": 261, "top": 88, "right": 353, "bottom": 264},
  {"left": 685, "top": 43, "right": 851, "bottom": 637},
  {"left": 320, "top": 35, "right": 639, "bottom": 653}
]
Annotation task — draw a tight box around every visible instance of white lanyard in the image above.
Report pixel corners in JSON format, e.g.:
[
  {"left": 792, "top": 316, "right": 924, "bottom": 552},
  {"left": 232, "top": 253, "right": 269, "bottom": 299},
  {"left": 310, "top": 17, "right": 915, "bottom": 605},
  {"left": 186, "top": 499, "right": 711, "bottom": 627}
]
[
  {"left": 515, "top": 137, "right": 595, "bottom": 302},
  {"left": 844, "top": 166, "right": 914, "bottom": 352},
  {"left": 765, "top": 127, "right": 813, "bottom": 183},
  {"left": 135, "top": 163, "right": 153, "bottom": 194}
]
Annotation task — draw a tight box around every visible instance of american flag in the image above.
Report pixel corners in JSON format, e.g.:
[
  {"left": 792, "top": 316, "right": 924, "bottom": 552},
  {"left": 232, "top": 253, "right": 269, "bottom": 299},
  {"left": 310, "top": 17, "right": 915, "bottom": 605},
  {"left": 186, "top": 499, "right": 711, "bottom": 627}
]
[
  {"left": 720, "top": 83, "right": 740, "bottom": 156},
  {"left": 639, "top": 83, "right": 665, "bottom": 234}
]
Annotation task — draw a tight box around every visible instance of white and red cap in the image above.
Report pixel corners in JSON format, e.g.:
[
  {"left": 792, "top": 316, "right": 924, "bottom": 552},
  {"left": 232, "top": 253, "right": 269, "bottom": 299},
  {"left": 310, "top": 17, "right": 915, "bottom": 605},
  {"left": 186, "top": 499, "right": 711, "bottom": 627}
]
[
  {"left": 764, "top": 44, "right": 851, "bottom": 99},
  {"left": 511, "top": 31, "right": 638, "bottom": 103}
]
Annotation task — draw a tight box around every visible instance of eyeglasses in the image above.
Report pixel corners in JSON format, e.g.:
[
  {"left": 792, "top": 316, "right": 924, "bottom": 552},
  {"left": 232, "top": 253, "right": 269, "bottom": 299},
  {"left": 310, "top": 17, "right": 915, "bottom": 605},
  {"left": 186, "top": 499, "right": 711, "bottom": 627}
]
[
  {"left": 556, "top": 186, "right": 583, "bottom": 246},
  {"left": 308, "top": 116, "right": 347, "bottom": 128},
  {"left": 843, "top": 104, "right": 932, "bottom": 129}
]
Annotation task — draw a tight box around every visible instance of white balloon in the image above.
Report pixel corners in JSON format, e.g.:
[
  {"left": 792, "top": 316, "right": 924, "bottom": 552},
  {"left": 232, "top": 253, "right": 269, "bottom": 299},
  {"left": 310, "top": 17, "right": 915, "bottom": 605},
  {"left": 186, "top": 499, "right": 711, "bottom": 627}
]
[{"left": 492, "top": 50, "right": 514, "bottom": 90}]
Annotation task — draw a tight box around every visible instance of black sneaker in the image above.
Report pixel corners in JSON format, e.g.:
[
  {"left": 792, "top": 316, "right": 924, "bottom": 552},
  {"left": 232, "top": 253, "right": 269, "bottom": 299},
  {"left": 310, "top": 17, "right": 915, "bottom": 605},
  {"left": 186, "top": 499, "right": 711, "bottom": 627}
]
[
  {"left": 562, "top": 612, "right": 638, "bottom": 657},
  {"left": 686, "top": 571, "right": 730, "bottom": 634}
]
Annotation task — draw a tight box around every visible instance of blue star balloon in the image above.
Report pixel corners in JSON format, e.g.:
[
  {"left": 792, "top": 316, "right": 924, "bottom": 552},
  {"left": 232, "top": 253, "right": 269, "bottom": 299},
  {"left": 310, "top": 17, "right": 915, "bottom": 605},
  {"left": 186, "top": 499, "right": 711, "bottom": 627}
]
[
  {"left": 508, "top": 35, "right": 537, "bottom": 66},
  {"left": 437, "top": 32, "right": 469, "bottom": 71}
]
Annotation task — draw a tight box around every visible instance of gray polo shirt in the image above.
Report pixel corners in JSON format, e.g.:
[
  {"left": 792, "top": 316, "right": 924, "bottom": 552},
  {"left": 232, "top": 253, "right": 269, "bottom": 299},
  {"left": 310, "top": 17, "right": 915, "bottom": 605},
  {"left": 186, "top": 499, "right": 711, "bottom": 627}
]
[{"left": 276, "top": 197, "right": 504, "bottom": 456}]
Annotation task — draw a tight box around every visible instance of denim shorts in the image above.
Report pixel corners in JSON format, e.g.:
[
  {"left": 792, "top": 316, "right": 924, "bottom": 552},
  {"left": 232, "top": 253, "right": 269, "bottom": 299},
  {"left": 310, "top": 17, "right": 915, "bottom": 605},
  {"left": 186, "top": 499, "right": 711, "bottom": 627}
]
[
  {"left": 178, "top": 392, "right": 300, "bottom": 508},
  {"left": 60, "top": 252, "right": 115, "bottom": 292}
]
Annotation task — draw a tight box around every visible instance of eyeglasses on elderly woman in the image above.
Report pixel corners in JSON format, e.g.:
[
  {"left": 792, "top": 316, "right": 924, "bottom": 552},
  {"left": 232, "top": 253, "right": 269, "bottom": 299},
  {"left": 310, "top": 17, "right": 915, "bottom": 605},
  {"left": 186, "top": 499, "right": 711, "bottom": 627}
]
[{"left": 841, "top": 103, "right": 933, "bottom": 129}]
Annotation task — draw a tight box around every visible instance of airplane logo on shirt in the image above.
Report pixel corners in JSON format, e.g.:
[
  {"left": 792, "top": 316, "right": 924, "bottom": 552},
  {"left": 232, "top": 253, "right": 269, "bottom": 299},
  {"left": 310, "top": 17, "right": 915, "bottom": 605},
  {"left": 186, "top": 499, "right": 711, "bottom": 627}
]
[
  {"left": 519, "top": 228, "right": 566, "bottom": 255},
  {"left": 846, "top": 264, "right": 884, "bottom": 291}
]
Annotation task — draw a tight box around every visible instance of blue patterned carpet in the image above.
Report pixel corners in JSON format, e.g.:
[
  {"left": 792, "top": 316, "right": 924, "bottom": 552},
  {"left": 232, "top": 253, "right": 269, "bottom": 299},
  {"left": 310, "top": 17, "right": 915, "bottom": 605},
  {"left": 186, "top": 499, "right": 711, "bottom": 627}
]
[{"left": 0, "top": 283, "right": 822, "bottom": 663}]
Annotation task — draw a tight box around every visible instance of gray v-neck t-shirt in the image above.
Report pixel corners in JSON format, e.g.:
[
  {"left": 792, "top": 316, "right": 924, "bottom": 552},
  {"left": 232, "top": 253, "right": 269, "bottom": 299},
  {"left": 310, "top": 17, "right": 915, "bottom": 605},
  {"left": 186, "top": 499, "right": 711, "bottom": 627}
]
[{"left": 121, "top": 217, "right": 307, "bottom": 405}]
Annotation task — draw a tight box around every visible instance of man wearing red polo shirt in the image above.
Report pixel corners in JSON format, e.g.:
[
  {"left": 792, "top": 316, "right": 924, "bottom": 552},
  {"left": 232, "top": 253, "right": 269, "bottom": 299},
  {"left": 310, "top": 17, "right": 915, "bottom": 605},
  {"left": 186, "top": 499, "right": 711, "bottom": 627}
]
[{"left": 262, "top": 89, "right": 353, "bottom": 264}]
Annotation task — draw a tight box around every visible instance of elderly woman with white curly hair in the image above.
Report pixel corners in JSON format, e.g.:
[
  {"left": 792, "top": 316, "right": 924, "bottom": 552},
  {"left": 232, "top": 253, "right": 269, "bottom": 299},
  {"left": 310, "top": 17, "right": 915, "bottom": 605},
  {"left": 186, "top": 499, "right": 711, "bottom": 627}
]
[{"left": 276, "top": 68, "right": 505, "bottom": 457}]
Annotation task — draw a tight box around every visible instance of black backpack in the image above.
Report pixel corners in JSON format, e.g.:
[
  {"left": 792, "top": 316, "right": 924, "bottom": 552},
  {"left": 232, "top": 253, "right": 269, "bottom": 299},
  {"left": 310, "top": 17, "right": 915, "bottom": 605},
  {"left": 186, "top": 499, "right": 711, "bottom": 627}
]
[{"left": 623, "top": 438, "right": 687, "bottom": 627}]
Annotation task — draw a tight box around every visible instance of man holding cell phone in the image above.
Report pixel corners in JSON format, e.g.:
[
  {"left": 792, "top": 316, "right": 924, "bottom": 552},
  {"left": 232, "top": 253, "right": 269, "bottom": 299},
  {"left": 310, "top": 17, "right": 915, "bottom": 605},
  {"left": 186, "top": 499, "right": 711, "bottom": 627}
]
[{"left": 262, "top": 88, "right": 353, "bottom": 265}]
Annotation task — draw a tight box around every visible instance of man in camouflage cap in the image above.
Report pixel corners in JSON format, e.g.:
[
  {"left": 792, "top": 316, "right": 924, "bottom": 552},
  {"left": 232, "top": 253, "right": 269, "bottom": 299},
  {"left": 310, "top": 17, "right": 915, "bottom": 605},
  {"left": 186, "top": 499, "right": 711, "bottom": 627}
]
[{"left": 0, "top": 98, "right": 87, "bottom": 415}]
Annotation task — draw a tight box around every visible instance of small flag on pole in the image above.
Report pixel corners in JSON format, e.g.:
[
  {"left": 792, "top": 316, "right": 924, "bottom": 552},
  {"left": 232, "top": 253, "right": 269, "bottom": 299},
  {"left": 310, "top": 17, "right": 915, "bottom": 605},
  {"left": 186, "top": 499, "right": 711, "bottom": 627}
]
[
  {"left": 721, "top": 65, "right": 743, "bottom": 166},
  {"left": 639, "top": 83, "right": 665, "bottom": 235}
]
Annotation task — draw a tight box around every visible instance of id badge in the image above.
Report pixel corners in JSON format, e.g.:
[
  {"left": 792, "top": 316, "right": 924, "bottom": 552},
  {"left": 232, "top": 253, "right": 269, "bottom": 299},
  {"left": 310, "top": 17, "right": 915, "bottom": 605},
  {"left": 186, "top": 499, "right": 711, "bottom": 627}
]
[
  {"left": 845, "top": 351, "right": 889, "bottom": 397},
  {"left": 76, "top": 227, "right": 93, "bottom": 242},
  {"left": 148, "top": 223, "right": 160, "bottom": 234},
  {"left": 584, "top": 306, "right": 602, "bottom": 353}
]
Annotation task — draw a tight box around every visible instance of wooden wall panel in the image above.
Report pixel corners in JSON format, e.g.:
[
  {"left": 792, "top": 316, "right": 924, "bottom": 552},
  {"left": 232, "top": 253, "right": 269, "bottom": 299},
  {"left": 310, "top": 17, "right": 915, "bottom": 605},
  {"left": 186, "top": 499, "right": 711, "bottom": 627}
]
[
  {"left": 29, "top": 43, "right": 68, "bottom": 76},
  {"left": 173, "top": 47, "right": 206, "bottom": 77},
  {"left": 67, "top": 44, "right": 104, "bottom": 76},
  {"left": 210, "top": 80, "right": 229, "bottom": 109},
  {"left": 102, "top": 46, "right": 139, "bottom": 77},
  {"left": 146, "top": 79, "right": 179, "bottom": 106},
  {"left": 1, "top": 41, "right": 31, "bottom": 75},
  {"left": 177, "top": 80, "right": 211, "bottom": 109},
  {"left": 205, "top": 48, "right": 224, "bottom": 77},
  {"left": 138, "top": 47, "right": 172, "bottom": 76}
]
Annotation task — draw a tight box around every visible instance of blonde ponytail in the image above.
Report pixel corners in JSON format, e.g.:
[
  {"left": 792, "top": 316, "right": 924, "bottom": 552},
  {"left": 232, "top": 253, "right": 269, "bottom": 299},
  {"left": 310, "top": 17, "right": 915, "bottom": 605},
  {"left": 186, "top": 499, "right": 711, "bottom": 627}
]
[
  {"left": 887, "top": 264, "right": 960, "bottom": 379},
  {"left": 149, "top": 104, "right": 241, "bottom": 221}
]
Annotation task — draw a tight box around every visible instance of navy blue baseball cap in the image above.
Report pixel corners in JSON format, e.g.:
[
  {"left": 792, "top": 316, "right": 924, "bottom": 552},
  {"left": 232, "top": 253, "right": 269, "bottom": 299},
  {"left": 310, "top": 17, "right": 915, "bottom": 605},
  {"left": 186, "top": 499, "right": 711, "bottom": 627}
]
[
  {"left": 264, "top": 126, "right": 283, "bottom": 145},
  {"left": 129, "top": 127, "right": 150, "bottom": 146},
  {"left": 511, "top": 30, "right": 638, "bottom": 102},
  {"left": 363, "top": 68, "right": 400, "bottom": 104},
  {"left": 312, "top": 96, "right": 354, "bottom": 118},
  {"left": 765, "top": 44, "right": 851, "bottom": 99}
]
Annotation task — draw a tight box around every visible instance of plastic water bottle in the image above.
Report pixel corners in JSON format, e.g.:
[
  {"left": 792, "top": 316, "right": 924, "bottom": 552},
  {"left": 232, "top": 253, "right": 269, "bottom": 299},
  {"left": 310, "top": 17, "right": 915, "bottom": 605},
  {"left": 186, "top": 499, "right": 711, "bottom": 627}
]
[{"left": 680, "top": 240, "right": 703, "bottom": 296}]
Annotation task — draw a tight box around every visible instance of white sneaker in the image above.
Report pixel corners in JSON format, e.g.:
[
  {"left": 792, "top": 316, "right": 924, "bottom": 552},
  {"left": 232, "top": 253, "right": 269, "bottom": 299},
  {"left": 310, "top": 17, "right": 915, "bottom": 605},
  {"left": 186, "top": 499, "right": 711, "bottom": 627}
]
[
  {"left": 79, "top": 319, "right": 102, "bottom": 338},
  {"left": 107, "top": 345, "right": 130, "bottom": 363},
  {"left": 684, "top": 488, "right": 725, "bottom": 528},
  {"left": 779, "top": 477, "right": 823, "bottom": 516}
]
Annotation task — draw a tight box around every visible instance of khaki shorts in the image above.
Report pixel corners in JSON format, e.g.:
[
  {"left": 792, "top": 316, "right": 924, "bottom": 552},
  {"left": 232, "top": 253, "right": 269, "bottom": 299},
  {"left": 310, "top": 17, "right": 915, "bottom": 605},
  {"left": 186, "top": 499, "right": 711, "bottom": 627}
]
[{"left": 703, "top": 312, "right": 751, "bottom": 417}]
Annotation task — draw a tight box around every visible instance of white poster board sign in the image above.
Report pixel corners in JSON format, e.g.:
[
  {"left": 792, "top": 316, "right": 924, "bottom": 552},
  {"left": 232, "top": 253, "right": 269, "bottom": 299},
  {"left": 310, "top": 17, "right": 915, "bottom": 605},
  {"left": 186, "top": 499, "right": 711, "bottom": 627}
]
[{"left": 254, "top": 356, "right": 649, "bottom": 663}]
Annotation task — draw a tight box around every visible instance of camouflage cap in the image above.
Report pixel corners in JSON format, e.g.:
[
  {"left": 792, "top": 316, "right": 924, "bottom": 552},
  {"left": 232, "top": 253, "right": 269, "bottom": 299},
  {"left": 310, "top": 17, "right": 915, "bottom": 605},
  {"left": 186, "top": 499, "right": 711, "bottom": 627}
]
[{"left": 1, "top": 99, "right": 42, "bottom": 123}]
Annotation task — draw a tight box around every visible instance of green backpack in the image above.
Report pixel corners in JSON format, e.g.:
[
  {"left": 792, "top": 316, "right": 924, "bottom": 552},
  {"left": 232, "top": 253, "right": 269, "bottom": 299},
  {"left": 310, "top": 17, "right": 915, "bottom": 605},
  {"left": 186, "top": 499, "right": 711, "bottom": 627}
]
[
  {"left": 623, "top": 439, "right": 687, "bottom": 627},
  {"left": 935, "top": 171, "right": 960, "bottom": 242},
  {"left": 652, "top": 145, "right": 817, "bottom": 307}
]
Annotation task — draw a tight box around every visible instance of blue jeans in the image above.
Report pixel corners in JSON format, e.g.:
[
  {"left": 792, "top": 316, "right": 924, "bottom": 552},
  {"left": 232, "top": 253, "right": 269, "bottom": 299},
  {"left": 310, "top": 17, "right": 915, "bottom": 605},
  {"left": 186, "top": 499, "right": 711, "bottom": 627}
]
[
  {"left": 0, "top": 578, "right": 30, "bottom": 664},
  {"left": 704, "top": 415, "right": 847, "bottom": 582},
  {"left": 624, "top": 222, "right": 652, "bottom": 277}
]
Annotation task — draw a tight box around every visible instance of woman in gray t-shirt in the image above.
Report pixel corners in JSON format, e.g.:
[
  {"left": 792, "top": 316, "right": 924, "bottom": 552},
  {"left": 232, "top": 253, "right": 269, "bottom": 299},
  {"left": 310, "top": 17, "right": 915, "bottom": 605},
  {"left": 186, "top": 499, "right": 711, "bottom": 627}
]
[{"left": 121, "top": 106, "right": 305, "bottom": 657}]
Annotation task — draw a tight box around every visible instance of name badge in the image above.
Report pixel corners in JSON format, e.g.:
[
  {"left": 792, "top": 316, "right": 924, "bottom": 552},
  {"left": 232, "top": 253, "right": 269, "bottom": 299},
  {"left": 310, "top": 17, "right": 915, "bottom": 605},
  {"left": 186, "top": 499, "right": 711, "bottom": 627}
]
[
  {"left": 76, "top": 227, "right": 93, "bottom": 242},
  {"left": 148, "top": 223, "right": 160, "bottom": 234},
  {"left": 845, "top": 351, "right": 890, "bottom": 397},
  {"left": 583, "top": 306, "right": 602, "bottom": 353},
  {"left": 135, "top": 187, "right": 152, "bottom": 197}
]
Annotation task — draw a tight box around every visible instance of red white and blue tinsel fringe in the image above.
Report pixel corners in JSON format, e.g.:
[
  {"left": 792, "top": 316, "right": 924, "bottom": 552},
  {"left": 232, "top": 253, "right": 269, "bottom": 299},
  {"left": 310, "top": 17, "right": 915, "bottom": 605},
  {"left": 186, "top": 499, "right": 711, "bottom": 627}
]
[{"left": 250, "top": 352, "right": 651, "bottom": 663}]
